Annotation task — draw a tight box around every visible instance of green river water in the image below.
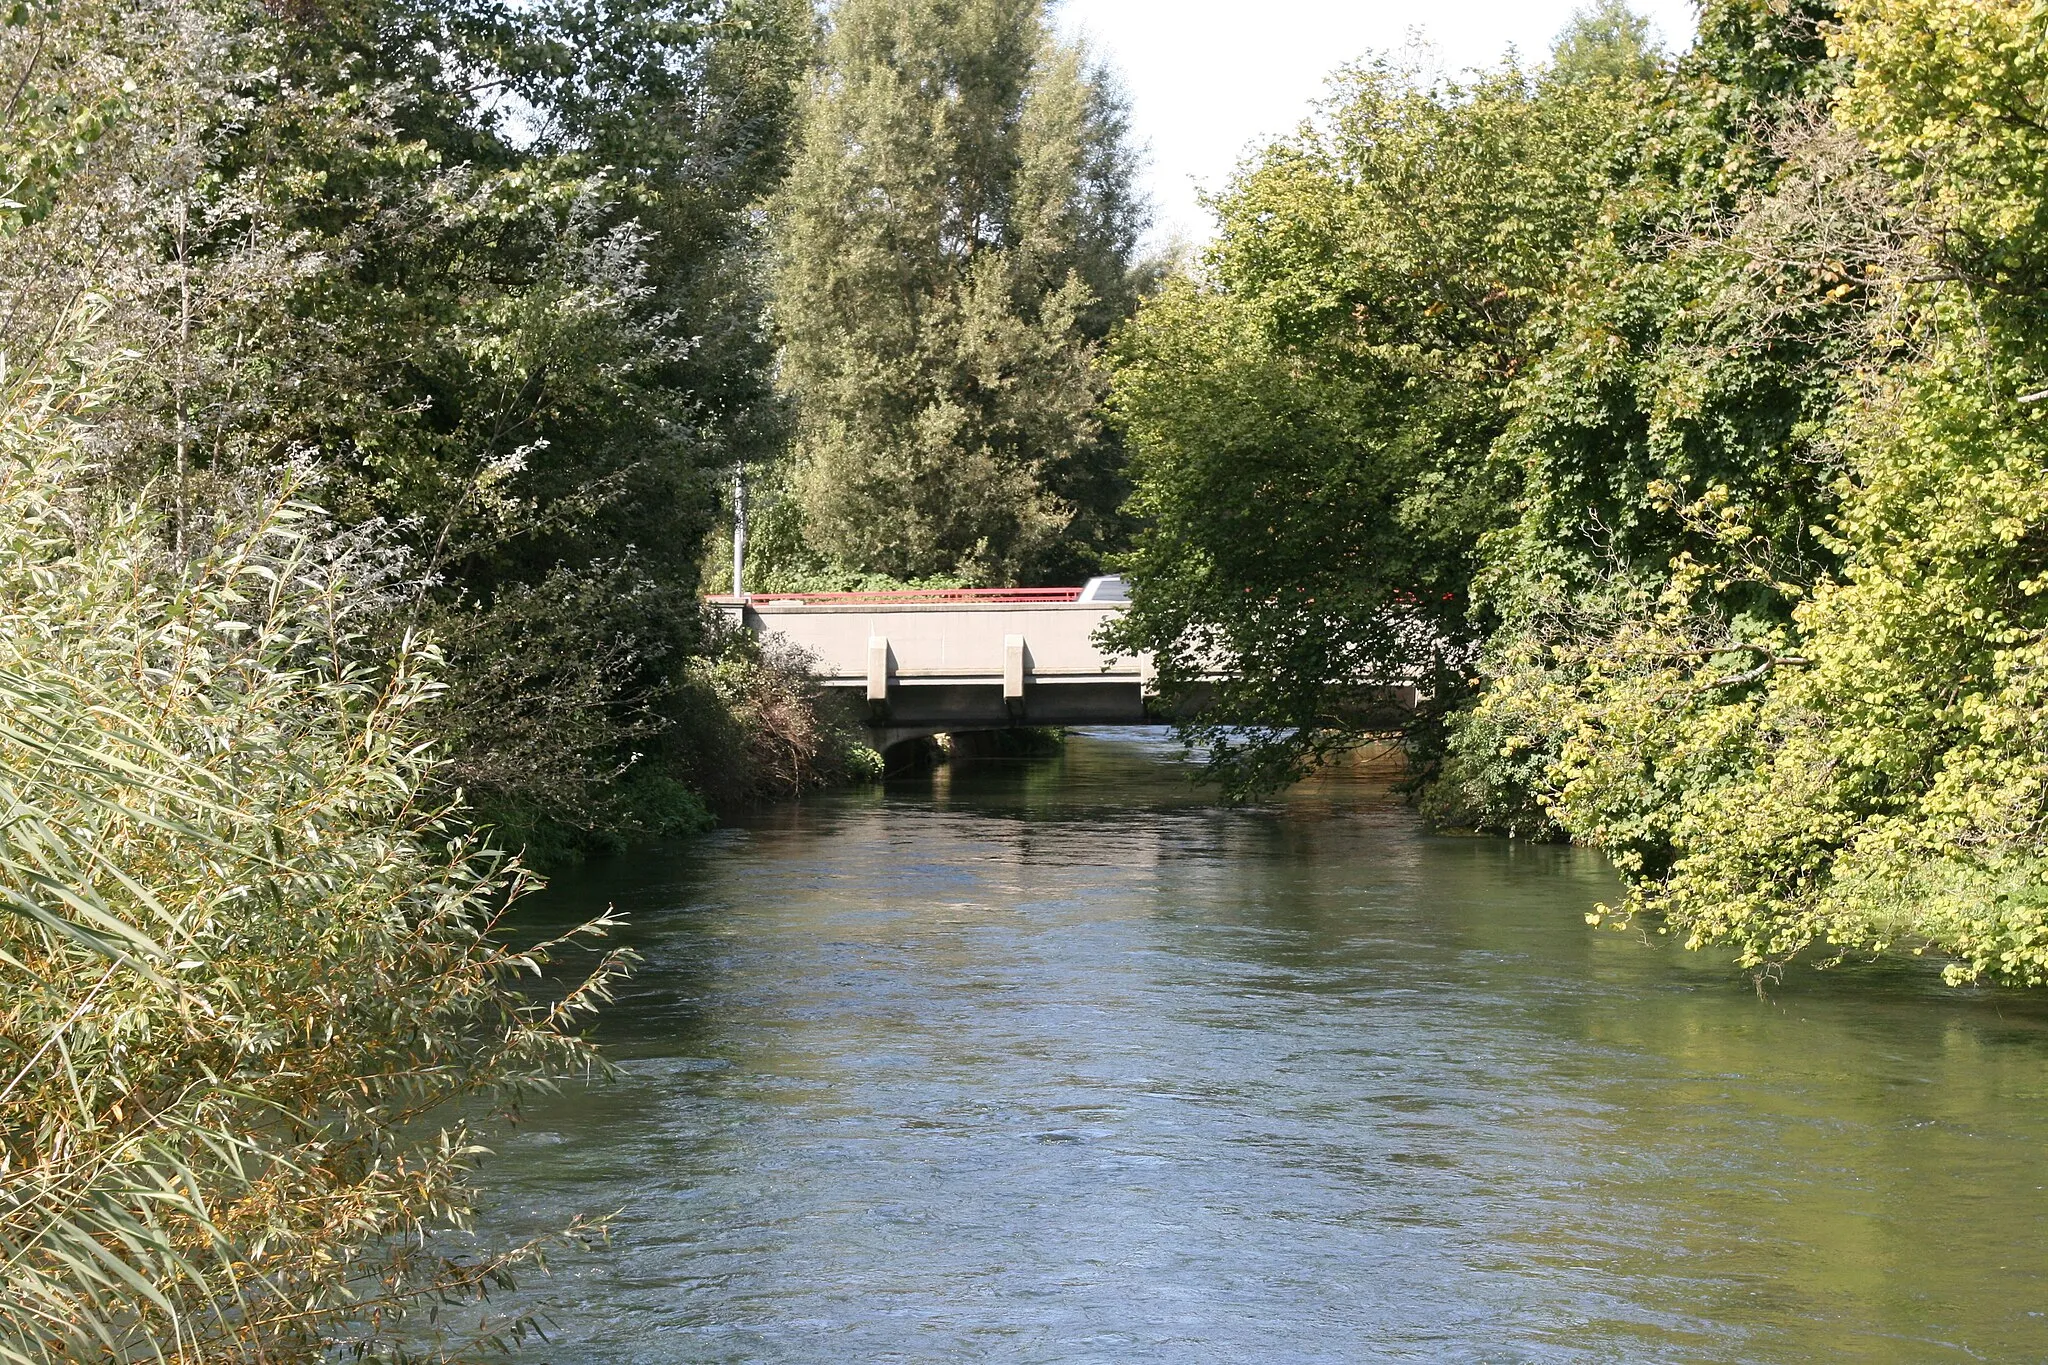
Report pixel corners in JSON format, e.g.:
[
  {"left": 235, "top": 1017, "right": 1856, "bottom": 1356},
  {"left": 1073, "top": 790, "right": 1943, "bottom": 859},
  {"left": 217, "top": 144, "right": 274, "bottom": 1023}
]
[{"left": 481, "top": 728, "right": 2048, "bottom": 1363}]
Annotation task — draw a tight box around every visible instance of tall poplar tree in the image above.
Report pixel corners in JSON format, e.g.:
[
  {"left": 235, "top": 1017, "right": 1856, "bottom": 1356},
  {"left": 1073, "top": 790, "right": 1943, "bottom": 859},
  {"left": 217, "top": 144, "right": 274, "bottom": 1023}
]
[{"left": 769, "top": 0, "right": 1144, "bottom": 584}]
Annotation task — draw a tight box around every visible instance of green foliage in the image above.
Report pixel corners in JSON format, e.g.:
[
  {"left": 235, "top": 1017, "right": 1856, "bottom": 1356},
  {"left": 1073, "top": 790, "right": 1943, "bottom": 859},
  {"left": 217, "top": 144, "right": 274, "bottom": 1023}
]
[
  {"left": 768, "top": 0, "right": 1143, "bottom": 585},
  {"left": 431, "top": 560, "right": 722, "bottom": 860},
  {"left": 1109, "top": 0, "right": 2048, "bottom": 985},
  {"left": 0, "top": 351, "right": 628, "bottom": 1359},
  {"left": 262, "top": 0, "right": 811, "bottom": 847},
  {"left": 1449, "top": 0, "right": 1864, "bottom": 831},
  {"left": 735, "top": 458, "right": 979, "bottom": 592},
  {"left": 1499, "top": 345, "right": 2048, "bottom": 983},
  {"left": 1418, "top": 700, "right": 1569, "bottom": 839},
  {"left": 3, "top": 0, "right": 820, "bottom": 855},
  {"left": 1105, "top": 54, "right": 1643, "bottom": 795},
  {"left": 691, "top": 629, "right": 886, "bottom": 798},
  {"left": 1550, "top": 0, "right": 1663, "bottom": 87},
  {"left": 1458, "top": 0, "right": 2048, "bottom": 983}
]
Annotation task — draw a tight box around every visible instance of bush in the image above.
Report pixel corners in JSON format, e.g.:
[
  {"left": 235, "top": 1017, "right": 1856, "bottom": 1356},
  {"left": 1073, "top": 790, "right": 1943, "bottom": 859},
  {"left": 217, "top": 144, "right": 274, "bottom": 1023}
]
[
  {"left": 1421, "top": 703, "right": 1567, "bottom": 840},
  {"left": 0, "top": 363, "right": 628, "bottom": 1361},
  {"left": 690, "top": 628, "right": 885, "bottom": 803},
  {"left": 427, "top": 561, "right": 720, "bottom": 862}
]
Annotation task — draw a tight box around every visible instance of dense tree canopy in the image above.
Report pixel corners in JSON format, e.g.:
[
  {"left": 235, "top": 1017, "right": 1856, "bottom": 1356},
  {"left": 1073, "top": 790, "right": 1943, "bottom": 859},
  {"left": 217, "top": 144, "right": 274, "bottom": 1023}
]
[
  {"left": 767, "top": 0, "right": 1144, "bottom": 585},
  {"left": 1104, "top": 23, "right": 1656, "bottom": 793},
  {"left": 5, "top": 0, "right": 824, "bottom": 855},
  {"left": 1109, "top": 0, "right": 2048, "bottom": 985}
]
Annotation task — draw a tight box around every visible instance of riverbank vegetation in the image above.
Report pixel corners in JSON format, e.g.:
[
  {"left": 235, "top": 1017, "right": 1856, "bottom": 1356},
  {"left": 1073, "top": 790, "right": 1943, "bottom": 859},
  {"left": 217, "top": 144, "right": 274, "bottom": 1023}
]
[
  {"left": 2, "top": 0, "right": 1129, "bottom": 1349},
  {"left": 10, "top": 0, "right": 2048, "bottom": 1350},
  {"left": 0, "top": 370, "right": 631, "bottom": 1356},
  {"left": 1108, "top": 0, "right": 2048, "bottom": 985},
  {"left": 3, "top": 0, "right": 861, "bottom": 866}
]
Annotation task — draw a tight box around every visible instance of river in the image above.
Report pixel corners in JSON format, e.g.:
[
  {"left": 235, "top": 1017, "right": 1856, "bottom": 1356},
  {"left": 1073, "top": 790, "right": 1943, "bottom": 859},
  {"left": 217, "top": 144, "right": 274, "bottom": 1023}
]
[{"left": 481, "top": 728, "right": 2048, "bottom": 1363}]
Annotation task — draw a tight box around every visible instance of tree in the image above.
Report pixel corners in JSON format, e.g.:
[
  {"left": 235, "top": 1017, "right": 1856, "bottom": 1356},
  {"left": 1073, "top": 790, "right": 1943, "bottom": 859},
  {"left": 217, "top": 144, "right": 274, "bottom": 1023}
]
[
  {"left": 7, "top": 0, "right": 818, "bottom": 855},
  {"left": 768, "top": 0, "right": 1143, "bottom": 585},
  {"left": 1104, "top": 50, "right": 1646, "bottom": 795},
  {"left": 1550, "top": 0, "right": 1662, "bottom": 87},
  {"left": 1430, "top": 0, "right": 1856, "bottom": 834},
  {"left": 1, "top": 8, "right": 631, "bottom": 1339},
  {"left": 1446, "top": 0, "right": 2048, "bottom": 985}
]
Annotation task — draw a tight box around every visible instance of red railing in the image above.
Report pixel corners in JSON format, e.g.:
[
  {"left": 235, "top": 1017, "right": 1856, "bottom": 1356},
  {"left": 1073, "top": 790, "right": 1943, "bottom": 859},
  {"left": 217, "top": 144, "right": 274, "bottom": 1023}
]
[{"left": 727, "top": 586, "right": 1083, "bottom": 605}]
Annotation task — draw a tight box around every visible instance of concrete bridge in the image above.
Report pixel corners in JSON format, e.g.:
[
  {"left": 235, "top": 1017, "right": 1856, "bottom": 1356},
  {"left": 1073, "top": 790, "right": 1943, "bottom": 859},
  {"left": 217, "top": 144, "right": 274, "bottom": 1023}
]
[{"left": 709, "top": 584, "right": 1156, "bottom": 756}]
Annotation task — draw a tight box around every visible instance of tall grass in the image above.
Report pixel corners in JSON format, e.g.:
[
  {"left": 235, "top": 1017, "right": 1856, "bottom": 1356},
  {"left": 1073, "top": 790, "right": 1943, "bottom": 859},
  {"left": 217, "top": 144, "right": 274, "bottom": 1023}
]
[{"left": 0, "top": 350, "right": 630, "bottom": 1359}]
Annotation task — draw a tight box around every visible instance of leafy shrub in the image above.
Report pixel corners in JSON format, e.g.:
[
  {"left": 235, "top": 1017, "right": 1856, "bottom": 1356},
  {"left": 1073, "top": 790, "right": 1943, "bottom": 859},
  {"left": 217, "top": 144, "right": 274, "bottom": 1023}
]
[
  {"left": 427, "top": 561, "right": 720, "bottom": 862},
  {"left": 1421, "top": 703, "right": 1567, "bottom": 840},
  {"left": 690, "top": 628, "right": 884, "bottom": 802},
  {"left": 0, "top": 360, "right": 628, "bottom": 1360}
]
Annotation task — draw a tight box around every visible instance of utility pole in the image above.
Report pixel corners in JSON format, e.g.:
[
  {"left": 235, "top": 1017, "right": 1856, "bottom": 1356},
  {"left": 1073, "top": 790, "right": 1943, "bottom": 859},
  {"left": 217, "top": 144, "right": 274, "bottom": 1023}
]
[{"left": 730, "top": 464, "right": 748, "bottom": 598}]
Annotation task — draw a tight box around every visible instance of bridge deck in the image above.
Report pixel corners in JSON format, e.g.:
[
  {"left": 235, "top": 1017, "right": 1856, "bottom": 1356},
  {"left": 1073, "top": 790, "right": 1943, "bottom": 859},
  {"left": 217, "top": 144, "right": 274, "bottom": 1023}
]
[{"left": 710, "top": 595, "right": 1154, "bottom": 747}]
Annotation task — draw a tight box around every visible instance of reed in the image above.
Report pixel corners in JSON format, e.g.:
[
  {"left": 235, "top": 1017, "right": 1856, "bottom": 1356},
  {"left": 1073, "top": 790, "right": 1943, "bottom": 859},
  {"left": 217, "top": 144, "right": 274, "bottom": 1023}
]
[{"left": 0, "top": 352, "right": 630, "bottom": 1360}]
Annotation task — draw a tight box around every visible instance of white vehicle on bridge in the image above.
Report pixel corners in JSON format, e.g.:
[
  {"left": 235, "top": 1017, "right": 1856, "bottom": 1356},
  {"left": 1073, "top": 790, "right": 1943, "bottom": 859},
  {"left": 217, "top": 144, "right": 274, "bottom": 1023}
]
[{"left": 1076, "top": 575, "right": 1129, "bottom": 604}]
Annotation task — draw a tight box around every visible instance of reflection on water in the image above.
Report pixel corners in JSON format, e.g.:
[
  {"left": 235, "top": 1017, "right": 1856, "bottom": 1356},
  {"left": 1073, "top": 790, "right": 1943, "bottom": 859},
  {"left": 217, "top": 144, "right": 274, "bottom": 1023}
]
[{"left": 485, "top": 729, "right": 2048, "bottom": 1363}]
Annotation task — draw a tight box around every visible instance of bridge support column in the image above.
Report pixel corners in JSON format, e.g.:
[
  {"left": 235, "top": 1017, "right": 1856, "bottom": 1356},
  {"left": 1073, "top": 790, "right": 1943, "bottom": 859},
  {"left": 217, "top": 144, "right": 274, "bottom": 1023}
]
[
  {"left": 867, "top": 636, "right": 889, "bottom": 703},
  {"left": 1003, "top": 634, "right": 1027, "bottom": 722}
]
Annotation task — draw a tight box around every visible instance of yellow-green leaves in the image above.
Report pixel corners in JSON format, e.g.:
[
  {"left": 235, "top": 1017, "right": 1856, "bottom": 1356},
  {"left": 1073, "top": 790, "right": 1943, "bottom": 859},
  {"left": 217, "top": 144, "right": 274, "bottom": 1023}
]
[
  {"left": 0, "top": 345, "right": 630, "bottom": 1360},
  {"left": 1838, "top": 0, "right": 2048, "bottom": 260}
]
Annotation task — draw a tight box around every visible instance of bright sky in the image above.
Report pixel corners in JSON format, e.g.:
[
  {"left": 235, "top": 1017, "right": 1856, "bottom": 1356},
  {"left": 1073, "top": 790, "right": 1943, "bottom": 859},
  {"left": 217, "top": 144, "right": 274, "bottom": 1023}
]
[{"left": 1052, "top": 0, "right": 1699, "bottom": 249}]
